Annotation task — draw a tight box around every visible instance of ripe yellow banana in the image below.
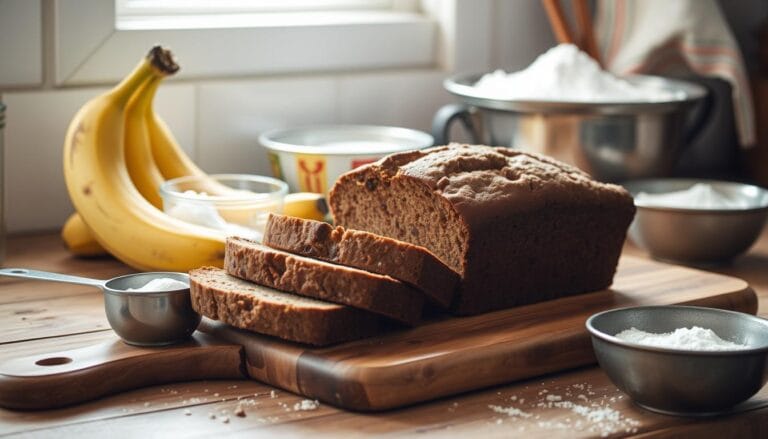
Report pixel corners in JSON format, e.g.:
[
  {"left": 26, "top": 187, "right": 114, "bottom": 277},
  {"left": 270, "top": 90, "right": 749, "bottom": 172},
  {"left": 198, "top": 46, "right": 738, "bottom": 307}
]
[
  {"left": 63, "top": 72, "right": 169, "bottom": 257},
  {"left": 148, "top": 99, "right": 206, "bottom": 180},
  {"left": 124, "top": 75, "right": 166, "bottom": 208},
  {"left": 62, "top": 191, "right": 328, "bottom": 258},
  {"left": 148, "top": 108, "right": 251, "bottom": 196},
  {"left": 63, "top": 46, "right": 225, "bottom": 271},
  {"left": 61, "top": 214, "right": 107, "bottom": 257}
]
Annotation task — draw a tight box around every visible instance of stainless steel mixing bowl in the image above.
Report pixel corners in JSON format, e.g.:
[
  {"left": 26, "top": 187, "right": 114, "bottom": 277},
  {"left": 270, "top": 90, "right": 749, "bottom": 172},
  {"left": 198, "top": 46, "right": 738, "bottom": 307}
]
[
  {"left": 433, "top": 74, "right": 710, "bottom": 182},
  {"left": 0, "top": 268, "right": 199, "bottom": 346},
  {"left": 623, "top": 179, "right": 768, "bottom": 266},
  {"left": 587, "top": 305, "right": 768, "bottom": 416}
]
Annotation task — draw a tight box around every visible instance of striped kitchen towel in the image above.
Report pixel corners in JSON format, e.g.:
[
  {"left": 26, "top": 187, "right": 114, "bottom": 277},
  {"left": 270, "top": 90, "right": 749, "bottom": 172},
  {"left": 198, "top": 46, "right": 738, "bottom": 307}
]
[{"left": 595, "top": 0, "right": 755, "bottom": 147}]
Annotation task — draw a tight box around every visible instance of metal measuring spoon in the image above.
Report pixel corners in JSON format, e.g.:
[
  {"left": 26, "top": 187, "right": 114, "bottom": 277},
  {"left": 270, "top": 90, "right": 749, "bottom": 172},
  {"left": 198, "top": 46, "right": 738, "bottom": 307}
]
[{"left": 0, "top": 268, "right": 200, "bottom": 346}]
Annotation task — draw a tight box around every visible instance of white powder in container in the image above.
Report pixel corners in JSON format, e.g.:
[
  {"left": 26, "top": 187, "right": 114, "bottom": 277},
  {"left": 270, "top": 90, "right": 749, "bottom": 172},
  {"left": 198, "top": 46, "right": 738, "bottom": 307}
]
[
  {"left": 165, "top": 190, "right": 264, "bottom": 242},
  {"left": 634, "top": 183, "right": 753, "bottom": 210},
  {"left": 126, "top": 278, "right": 189, "bottom": 292},
  {"left": 473, "top": 44, "right": 685, "bottom": 103},
  {"left": 615, "top": 326, "right": 749, "bottom": 351}
]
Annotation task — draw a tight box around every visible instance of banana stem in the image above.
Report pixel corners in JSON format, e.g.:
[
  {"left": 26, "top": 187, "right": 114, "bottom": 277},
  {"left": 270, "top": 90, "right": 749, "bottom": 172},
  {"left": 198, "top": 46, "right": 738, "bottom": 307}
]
[{"left": 148, "top": 46, "right": 179, "bottom": 75}]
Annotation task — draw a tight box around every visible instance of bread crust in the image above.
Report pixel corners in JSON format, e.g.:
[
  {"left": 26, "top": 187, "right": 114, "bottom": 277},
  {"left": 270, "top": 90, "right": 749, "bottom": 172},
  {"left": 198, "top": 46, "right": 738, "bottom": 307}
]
[
  {"left": 189, "top": 267, "right": 381, "bottom": 346},
  {"left": 225, "top": 237, "right": 425, "bottom": 325},
  {"left": 330, "top": 144, "right": 636, "bottom": 315},
  {"left": 263, "top": 214, "right": 458, "bottom": 308}
]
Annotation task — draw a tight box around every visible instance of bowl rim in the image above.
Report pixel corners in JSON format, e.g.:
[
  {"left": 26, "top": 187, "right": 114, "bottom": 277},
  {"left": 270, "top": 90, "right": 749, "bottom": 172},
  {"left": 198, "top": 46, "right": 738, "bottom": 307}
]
[
  {"left": 586, "top": 305, "right": 768, "bottom": 356},
  {"left": 104, "top": 272, "right": 191, "bottom": 297},
  {"left": 159, "top": 173, "right": 289, "bottom": 205},
  {"left": 623, "top": 178, "right": 768, "bottom": 213},
  {"left": 258, "top": 124, "right": 434, "bottom": 156},
  {"left": 443, "top": 73, "right": 708, "bottom": 113}
]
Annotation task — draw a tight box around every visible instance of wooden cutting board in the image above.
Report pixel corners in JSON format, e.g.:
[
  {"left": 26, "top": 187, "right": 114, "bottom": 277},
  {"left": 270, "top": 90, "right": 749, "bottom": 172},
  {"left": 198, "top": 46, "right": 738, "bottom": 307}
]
[{"left": 0, "top": 256, "right": 757, "bottom": 411}]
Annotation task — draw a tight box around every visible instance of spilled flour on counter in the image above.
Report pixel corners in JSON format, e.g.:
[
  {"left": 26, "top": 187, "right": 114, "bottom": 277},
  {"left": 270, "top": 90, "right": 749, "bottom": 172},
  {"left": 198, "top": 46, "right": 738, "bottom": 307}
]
[
  {"left": 293, "top": 399, "right": 320, "bottom": 411},
  {"left": 488, "top": 405, "right": 532, "bottom": 418},
  {"left": 487, "top": 382, "right": 640, "bottom": 437},
  {"left": 615, "top": 326, "right": 749, "bottom": 351}
]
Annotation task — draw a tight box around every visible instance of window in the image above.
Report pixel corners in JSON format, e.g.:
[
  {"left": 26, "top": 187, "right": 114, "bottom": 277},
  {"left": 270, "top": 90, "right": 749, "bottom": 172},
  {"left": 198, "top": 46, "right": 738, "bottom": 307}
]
[
  {"left": 115, "top": 0, "right": 419, "bottom": 30},
  {"left": 54, "top": 0, "right": 435, "bottom": 85},
  {"left": 116, "top": 0, "right": 412, "bottom": 16}
]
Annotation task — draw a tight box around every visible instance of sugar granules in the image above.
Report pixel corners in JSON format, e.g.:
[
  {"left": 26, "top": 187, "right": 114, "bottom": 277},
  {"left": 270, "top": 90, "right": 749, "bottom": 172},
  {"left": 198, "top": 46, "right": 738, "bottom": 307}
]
[
  {"left": 488, "top": 405, "right": 532, "bottom": 419},
  {"left": 293, "top": 400, "right": 320, "bottom": 411},
  {"left": 615, "top": 326, "right": 748, "bottom": 351},
  {"left": 488, "top": 383, "right": 640, "bottom": 437}
]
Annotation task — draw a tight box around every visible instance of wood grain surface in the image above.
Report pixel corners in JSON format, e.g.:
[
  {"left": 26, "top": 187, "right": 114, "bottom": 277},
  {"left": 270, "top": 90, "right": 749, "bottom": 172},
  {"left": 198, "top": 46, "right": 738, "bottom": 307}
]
[
  {"left": 0, "top": 333, "right": 246, "bottom": 410},
  {"left": 200, "top": 255, "right": 757, "bottom": 411},
  {"left": 0, "top": 255, "right": 755, "bottom": 413},
  {"left": 2, "top": 233, "right": 768, "bottom": 438}
]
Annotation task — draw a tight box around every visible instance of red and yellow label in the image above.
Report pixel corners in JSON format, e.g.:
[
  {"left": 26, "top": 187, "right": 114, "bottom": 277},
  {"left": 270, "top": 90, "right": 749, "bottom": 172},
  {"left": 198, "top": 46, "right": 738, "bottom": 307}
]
[{"left": 296, "top": 154, "right": 327, "bottom": 193}]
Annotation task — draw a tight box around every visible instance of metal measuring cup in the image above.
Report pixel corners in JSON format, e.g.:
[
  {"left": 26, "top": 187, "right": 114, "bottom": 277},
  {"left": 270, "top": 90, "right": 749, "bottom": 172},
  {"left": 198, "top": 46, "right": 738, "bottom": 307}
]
[{"left": 0, "top": 268, "right": 200, "bottom": 346}]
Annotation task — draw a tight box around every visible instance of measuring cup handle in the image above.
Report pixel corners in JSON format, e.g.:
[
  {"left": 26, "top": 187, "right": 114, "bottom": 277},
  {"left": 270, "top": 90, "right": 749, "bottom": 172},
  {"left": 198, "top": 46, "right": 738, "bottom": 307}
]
[
  {"left": 431, "top": 103, "right": 482, "bottom": 145},
  {"left": 0, "top": 268, "right": 106, "bottom": 289}
]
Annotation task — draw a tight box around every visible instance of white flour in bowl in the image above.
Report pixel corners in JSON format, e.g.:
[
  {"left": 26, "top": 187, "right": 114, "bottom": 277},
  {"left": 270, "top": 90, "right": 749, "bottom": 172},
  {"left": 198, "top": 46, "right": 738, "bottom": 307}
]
[
  {"left": 635, "top": 183, "right": 753, "bottom": 209},
  {"left": 126, "top": 277, "right": 189, "bottom": 292},
  {"left": 473, "top": 44, "right": 685, "bottom": 102},
  {"left": 615, "top": 326, "right": 749, "bottom": 351}
]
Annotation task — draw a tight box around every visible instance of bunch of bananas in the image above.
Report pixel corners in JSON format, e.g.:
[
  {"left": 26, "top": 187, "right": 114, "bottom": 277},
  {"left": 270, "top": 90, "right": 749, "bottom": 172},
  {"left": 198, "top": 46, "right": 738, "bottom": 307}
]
[{"left": 62, "top": 46, "right": 326, "bottom": 271}]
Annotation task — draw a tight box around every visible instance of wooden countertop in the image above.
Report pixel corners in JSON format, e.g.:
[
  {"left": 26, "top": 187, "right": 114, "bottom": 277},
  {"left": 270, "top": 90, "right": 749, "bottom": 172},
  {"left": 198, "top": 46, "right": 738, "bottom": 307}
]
[{"left": 1, "top": 231, "right": 768, "bottom": 438}]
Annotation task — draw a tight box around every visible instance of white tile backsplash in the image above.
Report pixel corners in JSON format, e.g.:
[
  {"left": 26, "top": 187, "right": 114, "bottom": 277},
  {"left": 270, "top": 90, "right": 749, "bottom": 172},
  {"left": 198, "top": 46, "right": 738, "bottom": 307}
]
[
  {"left": 154, "top": 82, "right": 196, "bottom": 159},
  {"left": 338, "top": 69, "right": 453, "bottom": 133},
  {"left": 196, "top": 77, "right": 338, "bottom": 177},
  {"left": 4, "top": 88, "right": 105, "bottom": 232},
  {"left": 0, "top": 0, "right": 43, "bottom": 87}
]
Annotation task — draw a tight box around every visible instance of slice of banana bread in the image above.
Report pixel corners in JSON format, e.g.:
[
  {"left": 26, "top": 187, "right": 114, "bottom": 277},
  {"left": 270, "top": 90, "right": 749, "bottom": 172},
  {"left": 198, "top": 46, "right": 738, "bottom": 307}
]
[
  {"left": 329, "top": 144, "right": 636, "bottom": 315},
  {"left": 225, "top": 237, "right": 425, "bottom": 325},
  {"left": 263, "top": 214, "right": 458, "bottom": 308},
  {"left": 189, "top": 267, "right": 382, "bottom": 346}
]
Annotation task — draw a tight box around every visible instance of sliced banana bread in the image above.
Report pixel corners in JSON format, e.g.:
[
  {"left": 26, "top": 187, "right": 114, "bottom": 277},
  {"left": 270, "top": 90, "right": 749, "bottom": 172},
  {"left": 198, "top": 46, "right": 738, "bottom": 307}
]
[
  {"left": 225, "top": 237, "right": 425, "bottom": 325},
  {"left": 329, "top": 144, "right": 636, "bottom": 315},
  {"left": 189, "top": 267, "right": 382, "bottom": 346},
  {"left": 263, "top": 214, "right": 458, "bottom": 308}
]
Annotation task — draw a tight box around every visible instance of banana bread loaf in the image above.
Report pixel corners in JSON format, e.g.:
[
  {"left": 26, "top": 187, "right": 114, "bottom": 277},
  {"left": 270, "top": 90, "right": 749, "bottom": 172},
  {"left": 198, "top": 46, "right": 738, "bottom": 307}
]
[
  {"left": 189, "top": 267, "right": 382, "bottom": 346},
  {"left": 225, "top": 236, "right": 425, "bottom": 325},
  {"left": 263, "top": 214, "right": 458, "bottom": 308},
  {"left": 329, "top": 144, "right": 636, "bottom": 315}
]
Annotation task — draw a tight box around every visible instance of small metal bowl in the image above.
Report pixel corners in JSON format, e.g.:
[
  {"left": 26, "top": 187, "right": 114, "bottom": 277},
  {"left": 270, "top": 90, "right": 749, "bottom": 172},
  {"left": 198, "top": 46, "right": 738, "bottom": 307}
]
[
  {"left": 103, "top": 272, "right": 200, "bottom": 346},
  {"left": 0, "top": 268, "right": 199, "bottom": 346},
  {"left": 587, "top": 305, "right": 768, "bottom": 416},
  {"left": 623, "top": 179, "right": 768, "bottom": 266}
]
